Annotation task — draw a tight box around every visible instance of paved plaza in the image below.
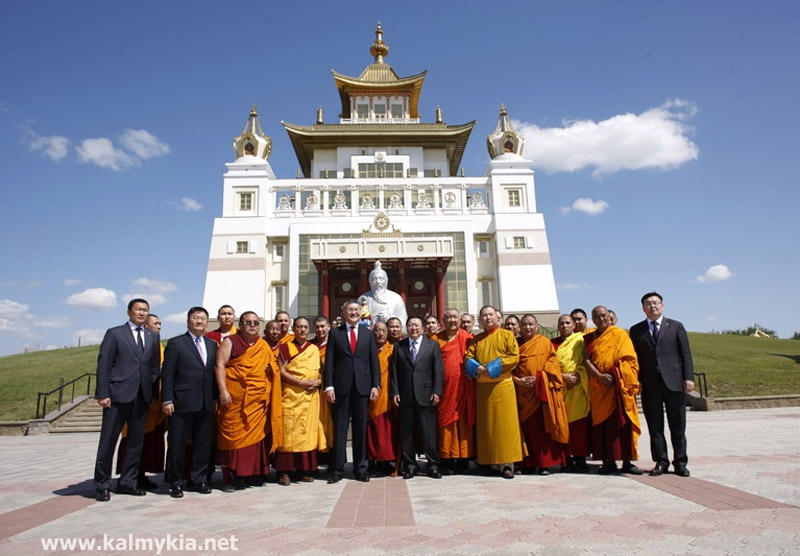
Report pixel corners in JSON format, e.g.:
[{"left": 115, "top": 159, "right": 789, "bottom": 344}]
[{"left": 0, "top": 407, "right": 798, "bottom": 554}]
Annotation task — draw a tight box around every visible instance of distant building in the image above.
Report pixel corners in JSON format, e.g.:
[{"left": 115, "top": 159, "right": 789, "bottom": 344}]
[{"left": 202, "top": 24, "right": 559, "bottom": 325}]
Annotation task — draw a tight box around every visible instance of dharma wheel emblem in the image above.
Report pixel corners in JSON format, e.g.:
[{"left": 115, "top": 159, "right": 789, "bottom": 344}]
[{"left": 373, "top": 212, "right": 390, "bottom": 231}]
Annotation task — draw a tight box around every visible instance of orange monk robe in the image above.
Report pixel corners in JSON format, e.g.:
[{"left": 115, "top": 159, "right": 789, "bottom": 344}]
[
  {"left": 278, "top": 333, "right": 294, "bottom": 345},
  {"left": 586, "top": 326, "right": 641, "bottom": 460},
  {"left": 216, "top": 336, "right": 283, "bottom": 455},
  {"left": 466, "top": 327, "right": 522, "bottom": 465},
  {"left": 276, "top": 341, "right": 323, "bottom": 454},
  {"left": 514, "top": 335, "right": 569, "bottom": 444},
  {"left": 315, "top": 340, "right": 334, "bottom": 453},
  {"left": 366, "top": 342, "right": 398, "bottom": 462},
  {"left": 433, "top": 329, "right": 475, "bottom": 459}
]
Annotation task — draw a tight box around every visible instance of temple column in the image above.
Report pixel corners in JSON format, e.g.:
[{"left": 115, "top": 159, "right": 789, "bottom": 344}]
[
  {"left": 435, "top": 261, "right": 446, "bottom": 320},
  {"left": 359, "top": 261, "right": 368, "bottom": 294},
  {"left": 320, "top": 264, "right": 330, "bottom": 319},
  {"left": 398, "top": 261, "right": 407, "bottom": 304}
]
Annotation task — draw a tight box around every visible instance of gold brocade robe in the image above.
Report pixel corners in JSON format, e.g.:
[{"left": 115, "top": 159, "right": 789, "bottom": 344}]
[{"left": 277, "top": 341, "right": 323, "bottom": 454}]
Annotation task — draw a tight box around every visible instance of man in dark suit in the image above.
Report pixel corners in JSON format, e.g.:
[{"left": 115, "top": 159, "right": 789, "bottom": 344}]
[
  {"left": 161, "top": 306, "right": 218, "bottom": 498},
  {"left": 390, "top": 316, "right": 444, "bottom": 479},
  {"left": 630, "top": 292, "right": 695, "bottom": 477},
  {"left": 93, "top": 298, "right": 161, "bottom": 501},
  {"left": 324, "top": 300, "right": 380, "bottom": 482}
]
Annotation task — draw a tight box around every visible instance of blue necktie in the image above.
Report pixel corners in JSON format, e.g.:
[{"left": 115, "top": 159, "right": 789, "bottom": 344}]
[
  {"left": 135, "top": 327, "right": 144, "bottom": 354},
  {"left": 651, "top": 321, "right": 659, "bottom": 341}
]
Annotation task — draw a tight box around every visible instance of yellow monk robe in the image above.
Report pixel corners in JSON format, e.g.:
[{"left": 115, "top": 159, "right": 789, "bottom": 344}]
[
  {"left": 466, "top": 327, "right": 522, "bottom": 465},
  {"left": 586, "top": 326, "right": 641, "bottom": 460},
  {"left": 217, "top": 336, "right": 283, "bottom": 454},
  {"left": 515, "top": 335, "right": 569, "bottom": 442},
  {"left": 556, "top": 332, "right": 590, "bottom": 423},
  {"left": 276, "top": 341, "right": 323, "bottom": 454},
  {"left": 366, "top": 342, "right": 398, "bottom": 462},
  {"left": 315, "top": 340, "right": 334, "bottom": 454},
  {"left": 278, "top": 333, "right": 294, "bottom": 345},
  {"left": 433, "top": 329, "right": 474, "bottom": 459},
  {"left": 205, "top": 325, "right": 237, "bottom": 345}
]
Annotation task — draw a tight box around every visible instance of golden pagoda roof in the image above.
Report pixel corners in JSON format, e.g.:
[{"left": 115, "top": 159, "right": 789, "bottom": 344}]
[
  {"left": 331, "top": 22, "right": 427, "bottom": 119},
  {"left": 281, "top": 121, "right": 475, "bottom": 178}
]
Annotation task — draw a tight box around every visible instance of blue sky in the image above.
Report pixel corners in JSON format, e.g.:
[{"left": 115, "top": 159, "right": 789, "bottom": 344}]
[{"left": 1, "top": 1, "right": 798, "bottom": 355}]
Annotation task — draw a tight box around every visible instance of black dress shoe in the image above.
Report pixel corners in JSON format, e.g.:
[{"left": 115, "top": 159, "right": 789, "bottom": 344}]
[
  {"left": 195, "top": 482, "right": 212, "bottom": 494},
  {"left": 598, "top": 461, "right": 619, "bottom": 475},
  {"left": 649, "top": 462, "right": 669, "bottom": 476},
  {"left": 327, "top": 472, "right": 343, "bottom": 484},
  {"left": 354, "top": 472, "right": 370, "bottom": 482},
  {"left": 402, "top": 467, "right": 417, "bottom": 480},
  {"left": 137, "top": 476, "right": 158, "bottom": 490},
  {"left": 428, "top": 466, "right": 442, "bottom": 479},
  {"left": 501, "top": 466, "right": 515, "bottom": 479},
  {"left": 117, "top": 484, "right": 146, "bottom": 496},
  {"left": 95, "top": 488, "right": 110, "bottom": 502},
  {"left": 674, "top": 466, "right": 691, "bottom": 477},
  {"left": 170, "top": 483, "right": 184, "bottom": 498},
  {"left": 621, "top": 463, "right": 643, "bottom": 475}
]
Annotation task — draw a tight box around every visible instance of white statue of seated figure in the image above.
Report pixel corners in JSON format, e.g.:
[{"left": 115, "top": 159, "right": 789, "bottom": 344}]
[{"left": 360, "top": 261, "right": 408, "bottom": 329}]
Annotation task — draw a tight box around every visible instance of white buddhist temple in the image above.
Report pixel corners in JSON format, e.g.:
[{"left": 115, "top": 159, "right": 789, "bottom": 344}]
[{"left": 201, "top": 23, "right": 559, "bottom": 325}]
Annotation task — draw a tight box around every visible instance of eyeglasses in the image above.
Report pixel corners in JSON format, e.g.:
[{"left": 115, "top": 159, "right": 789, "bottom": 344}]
[
  {"left": 643, "top": 301, "right": 662, "bottom": 307},
  {"left": 243, "top": 320, "right": 260, "bottom": 326}
]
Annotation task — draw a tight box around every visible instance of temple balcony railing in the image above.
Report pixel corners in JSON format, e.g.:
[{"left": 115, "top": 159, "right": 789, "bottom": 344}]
[{"left": 268, "top": 176, "right": 490, "bottom": 218}]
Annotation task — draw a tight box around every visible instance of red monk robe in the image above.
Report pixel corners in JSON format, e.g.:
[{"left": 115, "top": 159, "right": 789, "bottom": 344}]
[
  {"left": 514, "top": 335, "right": 569, "bottom": 471},
  {"left": 216, "top": 333, "right": 283, "bottom": 477},
  {"left": 116, "top": 343, "right": 165, "bottom": 480},
  {"left": 585, "top": 326, "right": 641, "bottom": 464},
  {"left": 367, "top": 341, "right": 398, "bottom": 462},
  {"left": 433, "top": 328, "right": 475, "bottom": 462}
]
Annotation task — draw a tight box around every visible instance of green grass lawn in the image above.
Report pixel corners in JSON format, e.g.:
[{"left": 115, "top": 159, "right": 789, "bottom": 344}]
[{"left": 0, "top": 333, "right": 798, "bottom": 420}]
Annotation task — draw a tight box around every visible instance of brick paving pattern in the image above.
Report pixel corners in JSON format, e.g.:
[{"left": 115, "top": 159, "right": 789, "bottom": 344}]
[{"left": 0, "top": 407, "right": 797, "bottom": 554}]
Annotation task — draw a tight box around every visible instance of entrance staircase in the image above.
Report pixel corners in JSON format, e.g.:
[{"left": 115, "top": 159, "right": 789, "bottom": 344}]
[{"left": 49, "top": 398, "right": 102, "bottom": 433}]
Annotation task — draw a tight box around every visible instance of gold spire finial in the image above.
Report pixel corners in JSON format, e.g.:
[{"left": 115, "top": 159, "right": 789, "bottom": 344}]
[
  {"left": 369, "top": 21, "right": 389, "bottom": 63},
  {"left": 499, "top": 103, "right": 507, "bottom": 116},
  {"left": 250, "top": 104, "right": 258, "bottom": 117}
]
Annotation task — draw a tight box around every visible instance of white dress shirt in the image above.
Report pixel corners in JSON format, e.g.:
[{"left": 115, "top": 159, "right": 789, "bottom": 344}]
[{"left": 128, "top": 320, "right": 146, "bottom": 349}]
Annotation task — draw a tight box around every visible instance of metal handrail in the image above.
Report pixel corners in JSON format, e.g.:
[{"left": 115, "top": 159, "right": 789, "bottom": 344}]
[
  {"left": 694, "top": 372, "right": 709, "bottom": 398},
  {"left": 35, "top": 373, "right": 93, "bottom": 419}
]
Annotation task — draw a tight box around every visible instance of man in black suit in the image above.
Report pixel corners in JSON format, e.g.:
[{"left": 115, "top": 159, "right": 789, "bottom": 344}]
[
  {"left": 161, "top": 306, "right": 218, "bottom": 498},
  {"left": 390, "top": 316, "right": 444, "bottom": 479},
  {"left": 324, "top": 300, "right": 380, "bottom": 482},
  {"left": 630, "top": 292, "right": 695, "bottom": 477},
  {"left": 93, "top": 298, "right": 161, "bottom": 501}
]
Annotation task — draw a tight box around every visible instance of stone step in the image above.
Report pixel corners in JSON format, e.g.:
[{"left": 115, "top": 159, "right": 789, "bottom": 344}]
[
  {"left": 50, "top": 426, "right": 101, "bottom": 433},
  {"left": 58, "top": 416, "right": 101, "bottom": 424}
]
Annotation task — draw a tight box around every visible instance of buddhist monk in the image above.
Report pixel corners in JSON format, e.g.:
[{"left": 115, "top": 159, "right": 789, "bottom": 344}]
[
  {"left": 387, "top": 317, "right": 404, "bottom": 344},
  {"left": 313, "top": 316, "right": 334, "bottom": 466},
  {"left": 503, "top": 314, "right": 521, "bottom": 342},
  {"left": 366, "top": 322, "right": 398, "bottom": 475},
  {"left": 275, "top": 317, "right": 323, "bottom": 485},
  {"left": 265, "top": 320, "right": 281, "bottom": 353},
  {"left": 465, "top": 305, "right": 521, "bottom": 479},
  {"left": 460, "top": 313, "right": 475, "bottom": 335},
  {"left": 554, "top": 314, "right": 591, "bottom": 472},
  {"left": 424, "top": 315, "right": 440, "bottom": 337},
  {"left": 216, "top": 312, "right": 282, "bottom": 491},
  {"left": 275, "top": 311, "right": 294, "bottom": 344},
  {"left": 513, "top": 314, "right": 568, "bottom": 474},
  {"left": 571, "top": 308, "right": 595, "bottom": 335},
  {"left": 433, "top": 308, "right": 474, "bottom": 474},
  {"left": 608, "top": 310, "right": 618, "bottom": 326},
  {"left": 206, "top": 305, "right": 237, "bottom": 344},
  {"left": 584, "top": 306, "right": 642, "bottom": 475},
  {"left": 115, "top": 313, "right": 165, "bottom": 490}
]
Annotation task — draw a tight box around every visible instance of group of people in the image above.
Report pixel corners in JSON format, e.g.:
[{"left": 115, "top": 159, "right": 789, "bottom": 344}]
[{"left": 92, "top": 291, "right": 695, "bottom": 502}]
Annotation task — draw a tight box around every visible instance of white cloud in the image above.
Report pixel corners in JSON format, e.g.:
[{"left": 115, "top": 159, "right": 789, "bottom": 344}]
[
  {"left": 557, "top": 282, "right": 590, "bottom": 291},
  {"left": 119, "top": 129, "right": 170, "bottom": 159},
  {"left": 178, "top": 197, "right": 203, "bottom": 211},
  {"left": 704, "top": 316, "right": 717, "bottom": 322},
  {"left": 0, "top": 299, "right": 30, "bottom": 319},
  {"left": 696, "top": 264, "right": 733, "bottom": 284},
  {"left": 72, "top": 329, "right": 105, "bottom": 346},
  {"left": 122, "top": 277, "right": 178, "bottom": 308},
  {"left": 559, "top": 197, "right": 609, "bottom": 215},
  {"left": 514, "top": 99, "right": 698, "bottom": 175},
  {"left": 36, "top": 316, "right": 71, "bottom": 328},
  {"left": 28, "top": 133, "right": 70, "bottom": 161},
  {"left": 76, "top": 138, "right": 138, "bottom": 171},
  {"left": 131, "top": 278, "right": 178, "bottom": 293},
  {"left": 64, "top": 287, "right": 118, "bottom": 309},
  {"left": 63, "top": 278, "right": 84, "bottom": 287},
  {"left": 164, "top": 312, "right": 187, "bottom": 324}
]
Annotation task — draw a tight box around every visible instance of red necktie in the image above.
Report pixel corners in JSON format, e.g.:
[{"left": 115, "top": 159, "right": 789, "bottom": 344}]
[{"left": 349, "top": 326, "right": 357, "bottom": 354}]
